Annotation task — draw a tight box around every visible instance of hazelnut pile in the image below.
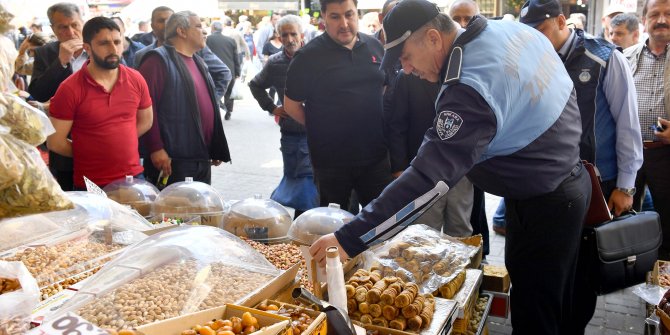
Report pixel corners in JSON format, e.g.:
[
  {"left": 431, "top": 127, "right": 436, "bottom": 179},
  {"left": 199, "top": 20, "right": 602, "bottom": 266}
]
[
  {"left": 241, "top": 239, "right": 312, "bottom": 292},
  {"left": 78, "top": 261, "right": 275, "bottom": 330},
  {"left": 180, "top": 311, "right": 260, "bottom": 335},
  {"left": 257, "top": 302, "right": 315, "bottom": 335}
]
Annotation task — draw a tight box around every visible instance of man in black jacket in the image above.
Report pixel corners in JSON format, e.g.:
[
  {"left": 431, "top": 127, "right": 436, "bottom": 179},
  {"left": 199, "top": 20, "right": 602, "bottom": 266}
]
[
  {"left": 249, "top": 14, "right": 318, "bottom": 217},
  {"left": 28, "top": 2, "right": 85, "bottom": 191},
  {"left": 207, "top": 21, "right": 240, "bottom": 120}
]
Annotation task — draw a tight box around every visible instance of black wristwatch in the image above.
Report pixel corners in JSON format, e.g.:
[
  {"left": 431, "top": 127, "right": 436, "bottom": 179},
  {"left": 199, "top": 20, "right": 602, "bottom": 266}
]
[{"left": 616, "top": 187, "right": 636, "bottom": 196}]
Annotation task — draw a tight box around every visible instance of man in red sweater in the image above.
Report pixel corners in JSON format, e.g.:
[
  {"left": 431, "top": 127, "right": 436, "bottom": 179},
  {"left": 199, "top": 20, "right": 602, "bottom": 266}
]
[{"left": 48, "top": 17, "right": 153, "bottom": 189}]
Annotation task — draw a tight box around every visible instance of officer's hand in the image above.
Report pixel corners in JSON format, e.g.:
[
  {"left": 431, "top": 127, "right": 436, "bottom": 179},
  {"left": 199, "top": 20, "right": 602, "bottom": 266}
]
[
  {"left": 211, "top": 160, "right": 222, "bottom": 166},
  {"left": 58, "top": 39, "right": 84, "bottom": 67},
  {"left": 309, "top": 233, "right": 350, "bottom": 268},
  {"left": 608, "top": 189, "right": 633, "bottom": 217},
  {"left": 150, "top": 149, "right": 172, "bottom": 177},
  {"left": 656, "top": 118, "right": 670, "bottom": 144},
  {"left": 272, "top": 106, "right": 288, "bottom": 118}
]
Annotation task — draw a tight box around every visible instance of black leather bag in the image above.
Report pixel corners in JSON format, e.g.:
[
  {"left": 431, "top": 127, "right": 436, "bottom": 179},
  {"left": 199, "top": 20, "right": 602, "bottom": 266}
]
[{"left": 583, "top": 211, "right": 662, "bottom": 294}]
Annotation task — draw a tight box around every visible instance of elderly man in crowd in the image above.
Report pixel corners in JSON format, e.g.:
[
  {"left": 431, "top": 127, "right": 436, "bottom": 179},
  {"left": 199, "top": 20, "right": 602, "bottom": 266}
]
[
  {"left": 610, "top": 13, "right": 641, "bottom": 49},
  {"left": 138, "top": 11, "right": 231, "bottom": 186},
  {"left": 249, "top": 15, "right": 318, "bottom": 218}
]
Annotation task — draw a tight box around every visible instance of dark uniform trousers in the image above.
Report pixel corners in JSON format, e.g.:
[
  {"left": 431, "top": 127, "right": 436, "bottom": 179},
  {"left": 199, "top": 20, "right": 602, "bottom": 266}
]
[{"left": 505, "top": 163, "right": 591, "bottom": 334}]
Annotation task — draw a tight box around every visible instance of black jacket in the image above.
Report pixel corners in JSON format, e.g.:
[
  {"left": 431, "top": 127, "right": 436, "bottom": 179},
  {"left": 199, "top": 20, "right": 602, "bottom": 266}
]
[
  {"left": 386, "top": 72, "right": 439, "bottom": 173},
  {"left": 249, "top": 51, "right": 305, "bottom": 134},
  {"left": 28, "top": 41, "right": 73, "bottom": 102},
  {"left": 207, "top": 32, "right": 240, "bottom": 77},
  {"left": 28, "top": 40, "right": 75, "bottom": 173},
  {"left": 141, "top": 45, "right": 231, "bottom": 163}
]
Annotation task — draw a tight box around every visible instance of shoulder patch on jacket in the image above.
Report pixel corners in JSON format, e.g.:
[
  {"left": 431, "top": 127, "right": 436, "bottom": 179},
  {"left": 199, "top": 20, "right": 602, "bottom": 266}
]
[{"left": 436, "top": 111, "right": 463, "bottom": 140}]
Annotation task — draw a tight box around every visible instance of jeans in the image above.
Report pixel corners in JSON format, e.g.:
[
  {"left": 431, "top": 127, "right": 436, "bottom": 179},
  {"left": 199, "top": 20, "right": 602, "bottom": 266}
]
[{"left": 270, "top": 133, "right": 318, "bottom": 212}]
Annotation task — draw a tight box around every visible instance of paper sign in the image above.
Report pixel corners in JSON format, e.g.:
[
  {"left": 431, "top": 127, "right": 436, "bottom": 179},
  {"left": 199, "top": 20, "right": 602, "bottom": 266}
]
[
  {"left": 28, "top": 312, "right": 109, "bottom": 335},
  {"left": 84, "top": 176, "right": 107, "bottom": 198}
]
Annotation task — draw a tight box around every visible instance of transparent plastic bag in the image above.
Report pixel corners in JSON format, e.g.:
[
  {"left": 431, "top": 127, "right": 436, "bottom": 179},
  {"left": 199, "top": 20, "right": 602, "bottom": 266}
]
[
  {"left": 0, "top": 131, "right": 24, "bottom": 191},
  {"left": 0, "top": 135, "right": 73, "bottom": 219},
  {"left": 0, "top": 261, "right": 39, "bottom": 335},
  {"left": 364, "top": 224, "right": 478, "bottom": 294},
  {"left": 55, "top": 226, "right": 281, "bottom": 330},
  {"left": 0, "top": 93, "right": 54, "bottom": 145}
]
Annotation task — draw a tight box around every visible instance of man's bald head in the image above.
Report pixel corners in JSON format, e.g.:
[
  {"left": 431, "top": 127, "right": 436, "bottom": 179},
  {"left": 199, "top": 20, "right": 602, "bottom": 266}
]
[{"left": 449, "top": 0, "right": 479, "bottom": 28}]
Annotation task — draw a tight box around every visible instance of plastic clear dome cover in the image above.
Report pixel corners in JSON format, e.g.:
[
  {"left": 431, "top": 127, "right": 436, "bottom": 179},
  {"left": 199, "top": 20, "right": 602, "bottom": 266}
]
[
  {"left": 288, "top": 203, "right": 354, "bottom": 245},
  {"left": 0, "top": 192, "right": 152, "bottom": 253},
  {"left": 55, "top": 226, "right": 280, "bottom": 330},
  {"left": 152, "top": 178, "right": 228, "bottom": 227},
  {"left": 0, "top": 192, "right": 153, "bottom": 290},
  {"left": 223, "top": 194, "right": 292, "bottom": 243},
  {"left": 103, "top": 175, "right": 159, "bottom": 217}
]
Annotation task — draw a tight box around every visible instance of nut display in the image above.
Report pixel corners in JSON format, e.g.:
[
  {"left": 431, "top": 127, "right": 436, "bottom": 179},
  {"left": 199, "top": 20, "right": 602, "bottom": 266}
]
[
  {"left": 257, "top": 302, "right": 315, "bottom": 335},
  {"left": 345, "top": 269, "right": 434, "bottom": 333},
  {"left": 0, "top": 135, "right": 73, "bottom": 219},
  {"left": 0, "top": 277, "right": 20, "bottom": 294},
  {"left": 0, "top": 315, "right": 29, "bottom": 335},
  {"left": 0, "top": 135, "right": 24, "bottom": 191},
  {"left": 368, "top": 225, "right": 477, "bottom": 298},
  {"left": 2, "top": 239, "right": 120, "bottom": 288},
  {"left": 0, "top": 93, "right": 49, "bottom": 145},
  {"left": 173, "top": 311, "right": 260, "bottom": 335},
  {"left": 40, "top": 267, "right": 100, "bottom": 300},
  {"left": 242, "top": 238, "right": 313, "bottom": 292},
  {"left": 77, "top": 261, "right": 275, "bottom": 330},
  {"left": 465, "top": 296, "right": 490, "bottom": 335}
]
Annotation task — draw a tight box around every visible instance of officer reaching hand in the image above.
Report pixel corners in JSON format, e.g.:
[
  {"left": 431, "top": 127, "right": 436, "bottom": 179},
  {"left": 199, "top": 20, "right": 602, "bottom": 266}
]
[{"left": 310, "top": 0, "right": 591, "bottom": 333}]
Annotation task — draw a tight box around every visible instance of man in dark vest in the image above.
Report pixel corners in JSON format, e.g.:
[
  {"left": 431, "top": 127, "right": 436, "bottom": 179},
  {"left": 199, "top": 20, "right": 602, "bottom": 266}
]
[
  {"left": 137, "top": 11, "right": 231, "bottom": 186},
  {"left": 522, "top": 0, "right": 643, "bottom": 332}
]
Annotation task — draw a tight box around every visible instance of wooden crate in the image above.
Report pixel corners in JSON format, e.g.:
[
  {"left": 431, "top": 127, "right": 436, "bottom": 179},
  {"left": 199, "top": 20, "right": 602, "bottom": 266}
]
[{"left": 255, "top": 299, "right": 327, "bottom": 335}]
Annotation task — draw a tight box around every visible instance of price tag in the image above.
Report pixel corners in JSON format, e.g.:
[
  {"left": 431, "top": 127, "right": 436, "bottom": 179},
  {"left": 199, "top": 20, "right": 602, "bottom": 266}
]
[
  {"left": 84, "top": 176, "right": 107, "bottom": 198},
  {"left": 28, "top": 312, "right": 109, "bottom": 335}
]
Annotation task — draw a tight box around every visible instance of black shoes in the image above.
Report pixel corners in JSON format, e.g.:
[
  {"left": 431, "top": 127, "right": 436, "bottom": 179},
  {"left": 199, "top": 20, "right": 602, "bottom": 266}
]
[{"left": 224, "top": 111, "right": 231, "bottom": 120}]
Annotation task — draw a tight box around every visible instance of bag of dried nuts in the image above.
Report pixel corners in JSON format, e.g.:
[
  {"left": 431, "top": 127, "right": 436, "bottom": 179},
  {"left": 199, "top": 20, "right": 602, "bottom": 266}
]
[
  {"left": 0, "top": 261, "right": 40, "bottom": 335},
  {"left": 0, "top": 131, "right": 24, "bottom": 191},
  {"left": 0, "top": 134, "right": 73, "bottom": 219},
  {"left": 0, "top": 93, "right": 55, "bottom": 146}
]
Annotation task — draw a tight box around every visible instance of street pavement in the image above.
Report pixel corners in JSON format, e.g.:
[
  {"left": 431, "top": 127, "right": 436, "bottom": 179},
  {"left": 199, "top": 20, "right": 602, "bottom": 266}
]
[{"left": 210, "top": 87, "right": 649, "bottom": 335}]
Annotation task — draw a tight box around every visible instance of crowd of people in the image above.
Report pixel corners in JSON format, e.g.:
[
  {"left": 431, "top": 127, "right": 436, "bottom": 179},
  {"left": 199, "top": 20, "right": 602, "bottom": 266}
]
[{"left": 0, "top": 0, "right": 669, "bottom": 333}]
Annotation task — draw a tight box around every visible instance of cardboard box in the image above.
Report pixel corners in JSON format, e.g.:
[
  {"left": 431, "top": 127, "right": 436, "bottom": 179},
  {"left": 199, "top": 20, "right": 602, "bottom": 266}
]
[
  {"left": 458, "top": 235, "right": 483, "bottom": 269},
  {"left": 481, "top": 265, "right": 510, "bottom": 293},
  {"left": 240, "top": 262, "right": 301, "bottom": 308},
  {"left": 255, "top": 300, "right": 327, "bottom": 335},
  {"left": 137, "top": 304, "right": 290, "bottom": 335},
  {"left": 352, "top": 297, "right": 457, "bottom": 335},
  {"left": 452, "top": 269, "right": 482, "bottom": 334}
]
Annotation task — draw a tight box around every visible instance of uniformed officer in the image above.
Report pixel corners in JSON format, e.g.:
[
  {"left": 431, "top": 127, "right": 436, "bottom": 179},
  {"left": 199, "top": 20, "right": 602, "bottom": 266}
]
[
  {"left": 309, "top": 0, "right": 591, "bottom": 333},
  {"left": 520, "top": 0, "right": 643, "bottom": 332}
]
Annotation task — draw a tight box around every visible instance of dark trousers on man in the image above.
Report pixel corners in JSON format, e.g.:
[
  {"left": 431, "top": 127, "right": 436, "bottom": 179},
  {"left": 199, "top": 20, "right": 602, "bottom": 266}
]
[
  {"left": 505, "top": 163, "right": 590, "bottom": 335},
  {"left": 144, "top": 158, "right": 212, "bottom": 187},
  {"left": 633, "top": 145, "right": 670, "bottom": 258},
  {"left": 223, "top": 78, "right": 235, "bottom": 119},
  {"left": 312, "top": 158, "right": 393, "bottom": 210}
]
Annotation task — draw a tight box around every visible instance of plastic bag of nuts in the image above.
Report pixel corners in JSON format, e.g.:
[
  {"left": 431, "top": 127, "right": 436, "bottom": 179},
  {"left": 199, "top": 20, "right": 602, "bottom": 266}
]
[
  {"left": 0, "top": 261, "right": 40, "bottom": 335},
  {"left": 0, "top": 131, "right": 24, "bottom": 191},
  {"left": 0, "top": 134, "right": 73, "bottom": 219},
  {"left": 0, "top": 93, "right": 54, "bottom": 145}
]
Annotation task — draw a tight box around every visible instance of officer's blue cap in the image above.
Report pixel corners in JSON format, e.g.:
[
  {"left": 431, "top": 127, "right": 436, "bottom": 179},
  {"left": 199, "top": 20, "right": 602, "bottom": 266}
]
[
  {"left": 380, "top": 0, "right": 440, "bottom": 70},
  {"left": 519, "top": 0, "right": 563, "bottom": 28}
]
